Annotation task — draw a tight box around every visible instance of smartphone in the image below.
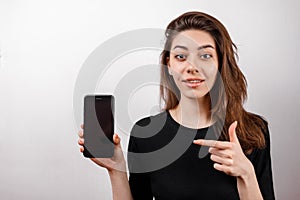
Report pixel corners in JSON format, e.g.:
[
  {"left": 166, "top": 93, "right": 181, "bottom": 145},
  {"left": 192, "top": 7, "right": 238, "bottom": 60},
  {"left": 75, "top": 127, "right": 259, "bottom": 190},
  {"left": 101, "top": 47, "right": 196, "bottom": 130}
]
[{"left": 83, "top": 95, "right": 114, "bottom": 158}]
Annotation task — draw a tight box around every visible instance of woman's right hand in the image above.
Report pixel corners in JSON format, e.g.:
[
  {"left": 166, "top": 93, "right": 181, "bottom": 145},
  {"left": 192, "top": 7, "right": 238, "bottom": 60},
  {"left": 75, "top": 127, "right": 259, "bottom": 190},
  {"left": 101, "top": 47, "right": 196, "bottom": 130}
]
[{"left": 78, "top": 124, "right": 127, "bottom": 172}]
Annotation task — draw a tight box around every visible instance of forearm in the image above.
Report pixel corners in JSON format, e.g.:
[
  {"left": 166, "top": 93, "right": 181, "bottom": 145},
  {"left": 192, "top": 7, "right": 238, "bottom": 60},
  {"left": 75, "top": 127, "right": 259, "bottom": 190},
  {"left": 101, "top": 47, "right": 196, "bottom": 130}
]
[
  {"left": 237, "top": 165, "right": 263, "bottom": 200},
  {"left": 108, "top": 170, "right": 133, "bottom": 200}
]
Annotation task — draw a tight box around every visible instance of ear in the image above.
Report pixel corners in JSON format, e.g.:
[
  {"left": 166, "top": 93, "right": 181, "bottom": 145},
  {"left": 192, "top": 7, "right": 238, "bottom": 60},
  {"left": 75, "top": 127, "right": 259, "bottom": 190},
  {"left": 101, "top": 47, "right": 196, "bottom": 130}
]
[
  {"left": 166, "top": 57, "right": 173, "bottom": 76},
  {"left": 168, "top": 66, "right": 173, "bottom": 76}
]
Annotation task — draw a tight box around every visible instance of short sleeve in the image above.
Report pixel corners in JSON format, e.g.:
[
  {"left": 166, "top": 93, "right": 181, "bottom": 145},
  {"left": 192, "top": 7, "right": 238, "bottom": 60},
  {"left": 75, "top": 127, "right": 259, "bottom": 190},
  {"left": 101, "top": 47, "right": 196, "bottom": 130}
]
[
  {"left": 249, "top": 122, "right": 275, "bottom": 200},
  {"left": 127, "top": 124, "right": 153, "bottom": 200}
]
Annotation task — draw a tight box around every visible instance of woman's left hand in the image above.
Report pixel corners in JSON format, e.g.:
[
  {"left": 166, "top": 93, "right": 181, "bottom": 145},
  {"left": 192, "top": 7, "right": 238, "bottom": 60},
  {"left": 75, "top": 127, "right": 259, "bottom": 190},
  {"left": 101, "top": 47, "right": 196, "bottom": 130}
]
[{"left": 193, "top": 121, "right": 254, "bottom": 179}]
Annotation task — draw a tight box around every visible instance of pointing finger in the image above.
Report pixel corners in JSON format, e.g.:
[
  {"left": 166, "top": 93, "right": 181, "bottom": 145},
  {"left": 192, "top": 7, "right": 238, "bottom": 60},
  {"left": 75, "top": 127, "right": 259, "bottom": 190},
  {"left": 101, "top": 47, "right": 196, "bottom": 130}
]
[{"left": 193, "top": 139, "right": 232, "bottom": 149}]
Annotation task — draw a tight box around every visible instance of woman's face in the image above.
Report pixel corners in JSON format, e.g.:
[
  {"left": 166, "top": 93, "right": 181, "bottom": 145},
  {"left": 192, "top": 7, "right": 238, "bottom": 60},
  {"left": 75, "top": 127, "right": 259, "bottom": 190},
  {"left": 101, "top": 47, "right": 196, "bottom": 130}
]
[{"left": 168, "top": 30, "right": 219, "bottom": 100}]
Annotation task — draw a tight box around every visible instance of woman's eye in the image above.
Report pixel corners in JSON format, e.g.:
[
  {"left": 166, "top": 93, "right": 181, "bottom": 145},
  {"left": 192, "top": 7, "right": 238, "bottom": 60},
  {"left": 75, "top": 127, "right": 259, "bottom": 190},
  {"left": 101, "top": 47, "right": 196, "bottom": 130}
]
[
  {"left": 175, "top": 54, "right": 186, "bottom": 60},
  {"left": 200, "top": 54, "right": 212, "bottom": 59}
]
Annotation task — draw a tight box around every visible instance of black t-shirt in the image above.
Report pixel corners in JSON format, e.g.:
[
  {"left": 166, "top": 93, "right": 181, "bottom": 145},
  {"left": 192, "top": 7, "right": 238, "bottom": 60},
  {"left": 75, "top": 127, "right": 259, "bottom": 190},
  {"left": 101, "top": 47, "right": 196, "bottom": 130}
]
[{"left": 128, "top": 111, "right": 275, "bottom": 200}]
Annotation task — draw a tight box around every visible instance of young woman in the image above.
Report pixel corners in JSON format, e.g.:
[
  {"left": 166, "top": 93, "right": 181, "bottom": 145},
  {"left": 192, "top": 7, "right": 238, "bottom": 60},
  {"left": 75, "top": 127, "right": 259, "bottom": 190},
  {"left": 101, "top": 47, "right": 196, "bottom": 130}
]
[{"left": 78, "top": 11, "right": 275, "bottom": 200}]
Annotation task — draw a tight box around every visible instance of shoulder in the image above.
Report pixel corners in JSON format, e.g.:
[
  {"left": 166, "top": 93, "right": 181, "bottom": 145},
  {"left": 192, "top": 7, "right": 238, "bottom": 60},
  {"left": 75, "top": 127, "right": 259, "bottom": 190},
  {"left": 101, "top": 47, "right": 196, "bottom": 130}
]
[
  {"left": 247, "top": 111, "right": 268, "bottom": 126},
  {"left": 128, "top": 111, "right": 171, "bottom": 152},
  {"left": 134, "top": 111, "right": 168, "bottom": 127},
  {"left": 130, "top": 111, "right": 169, "bottom": 137},
  {"left": 246, "top": 112, "right": 272, "bottom": 159},
  {"left": 247, "top": 112, "right": 270, "bottom": 138}
]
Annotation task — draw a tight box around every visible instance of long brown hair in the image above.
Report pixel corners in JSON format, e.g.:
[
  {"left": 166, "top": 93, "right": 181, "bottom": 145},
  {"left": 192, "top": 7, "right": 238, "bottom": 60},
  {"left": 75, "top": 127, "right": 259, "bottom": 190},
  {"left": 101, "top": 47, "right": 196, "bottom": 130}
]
[{"left": 160, "top": 11, "right": 267, "bottom": 153}]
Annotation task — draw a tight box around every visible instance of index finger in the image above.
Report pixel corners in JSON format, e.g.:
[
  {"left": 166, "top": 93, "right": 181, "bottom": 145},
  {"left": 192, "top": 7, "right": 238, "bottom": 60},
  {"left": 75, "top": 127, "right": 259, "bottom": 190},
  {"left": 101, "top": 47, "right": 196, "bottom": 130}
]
[{"left": 193, "top": 139, "right": 231, "bottom": 149}]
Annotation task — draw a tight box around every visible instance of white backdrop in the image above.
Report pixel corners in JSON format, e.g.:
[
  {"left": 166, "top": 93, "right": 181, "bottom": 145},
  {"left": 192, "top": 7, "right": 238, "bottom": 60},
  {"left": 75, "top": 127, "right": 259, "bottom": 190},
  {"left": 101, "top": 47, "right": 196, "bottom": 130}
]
[{"left": 0, "top": 0, "right": 299, "bottom": 199}]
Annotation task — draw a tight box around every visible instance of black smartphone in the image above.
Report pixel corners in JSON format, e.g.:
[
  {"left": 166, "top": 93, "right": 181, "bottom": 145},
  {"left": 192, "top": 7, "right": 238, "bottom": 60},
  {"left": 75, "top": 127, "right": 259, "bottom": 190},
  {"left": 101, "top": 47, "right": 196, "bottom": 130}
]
[{"left": 83, "top": 95, "right": 114, "bottom": 158}]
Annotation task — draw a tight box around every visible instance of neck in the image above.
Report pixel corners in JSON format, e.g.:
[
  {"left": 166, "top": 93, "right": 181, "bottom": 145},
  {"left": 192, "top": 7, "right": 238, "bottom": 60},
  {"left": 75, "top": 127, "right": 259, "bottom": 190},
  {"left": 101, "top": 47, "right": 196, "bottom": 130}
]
[{"left": 170, "top": 94, "right": 213, "bottom": 129}]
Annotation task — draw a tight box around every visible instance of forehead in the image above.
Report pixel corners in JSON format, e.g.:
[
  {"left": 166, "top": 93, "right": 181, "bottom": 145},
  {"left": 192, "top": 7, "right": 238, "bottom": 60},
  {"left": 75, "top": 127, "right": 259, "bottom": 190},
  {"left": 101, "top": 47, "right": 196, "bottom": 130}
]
[{"left": 171, "top": 30, "right": 216, "bottom": 49}]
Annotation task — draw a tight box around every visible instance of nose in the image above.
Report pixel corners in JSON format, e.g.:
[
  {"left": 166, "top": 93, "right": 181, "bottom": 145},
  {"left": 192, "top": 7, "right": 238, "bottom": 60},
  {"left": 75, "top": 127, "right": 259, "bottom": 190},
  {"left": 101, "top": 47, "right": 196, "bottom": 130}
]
[
  {"left": 187, "top": 66, "right": 199, "bottom": 74},
  {"left": 186, "top": 55, "right": 200, "bottom": 74}
]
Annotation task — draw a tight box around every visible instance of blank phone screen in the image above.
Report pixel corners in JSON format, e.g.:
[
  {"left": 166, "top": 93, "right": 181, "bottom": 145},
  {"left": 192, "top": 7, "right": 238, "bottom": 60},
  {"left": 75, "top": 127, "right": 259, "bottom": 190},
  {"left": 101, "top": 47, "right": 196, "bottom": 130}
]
[{"left": 83, "top": 95, "right": 114, "bottom": 158}]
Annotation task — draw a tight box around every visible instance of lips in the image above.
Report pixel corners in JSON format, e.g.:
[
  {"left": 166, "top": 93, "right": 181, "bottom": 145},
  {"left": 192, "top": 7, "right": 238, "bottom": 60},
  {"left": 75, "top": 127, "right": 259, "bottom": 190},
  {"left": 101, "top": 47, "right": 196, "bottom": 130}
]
[{"left": 182, "top": 78, "right": 205, "bottom": 88}]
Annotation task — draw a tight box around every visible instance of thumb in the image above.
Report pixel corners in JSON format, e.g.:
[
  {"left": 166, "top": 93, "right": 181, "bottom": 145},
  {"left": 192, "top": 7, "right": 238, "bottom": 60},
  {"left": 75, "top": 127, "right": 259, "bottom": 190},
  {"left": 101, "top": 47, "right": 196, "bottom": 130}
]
[
  {"left": 229, "top": 121, "right": 239, "bottom": 144},
  {"left": 113, "top": 133, "right": 121, "bottom": 146}
]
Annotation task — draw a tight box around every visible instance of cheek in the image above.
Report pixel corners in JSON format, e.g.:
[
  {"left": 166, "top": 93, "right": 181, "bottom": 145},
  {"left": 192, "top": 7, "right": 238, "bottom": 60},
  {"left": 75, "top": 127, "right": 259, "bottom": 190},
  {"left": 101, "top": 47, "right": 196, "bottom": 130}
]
[
  {"left": 202, "top": 64, "right": 218, "bottom": 88},
  {"left": 168, "top": 63, "right": 186, "bottom": 78},
  {"left": 201, "top": 61, "right": 218, "bottom": 77},
  {"left": 206, "top": 67, "right": 218, "bottom": 79},
  {"left": 169, "top": 59, "right": 183, "bottom": 71}
]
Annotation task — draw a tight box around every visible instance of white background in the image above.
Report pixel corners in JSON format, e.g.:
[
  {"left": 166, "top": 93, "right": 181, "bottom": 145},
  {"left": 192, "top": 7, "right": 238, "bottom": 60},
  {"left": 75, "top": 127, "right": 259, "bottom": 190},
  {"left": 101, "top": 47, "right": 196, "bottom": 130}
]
[{"left": 1, "top": 0, "right": 299, "bottom": 199}]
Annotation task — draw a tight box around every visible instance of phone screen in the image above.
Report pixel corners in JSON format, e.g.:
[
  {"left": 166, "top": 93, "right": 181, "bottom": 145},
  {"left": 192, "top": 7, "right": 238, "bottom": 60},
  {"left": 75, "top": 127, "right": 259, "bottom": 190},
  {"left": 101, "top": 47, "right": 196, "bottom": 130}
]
[{"left": 83, "top": 95, "right": 114, "bottom": 158}]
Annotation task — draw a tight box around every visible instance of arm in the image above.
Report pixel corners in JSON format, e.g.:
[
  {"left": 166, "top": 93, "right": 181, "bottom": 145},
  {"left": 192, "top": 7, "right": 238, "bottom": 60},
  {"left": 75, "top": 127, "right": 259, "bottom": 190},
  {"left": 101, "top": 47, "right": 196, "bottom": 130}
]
[
  {"left": 109, "top": 170, "right": 133, "bottom": 200},
  {"left": 78, "top": 125, "right": 133, "bottom": 200},
  {"left": 236, "top": 122, "right": 275, "bottom": 200},
  {"left": 236, "top": 161, "right": 263, "bottom": 200},
  {"left": 248, "top": 122, "right": 275, "bottom": 199}
]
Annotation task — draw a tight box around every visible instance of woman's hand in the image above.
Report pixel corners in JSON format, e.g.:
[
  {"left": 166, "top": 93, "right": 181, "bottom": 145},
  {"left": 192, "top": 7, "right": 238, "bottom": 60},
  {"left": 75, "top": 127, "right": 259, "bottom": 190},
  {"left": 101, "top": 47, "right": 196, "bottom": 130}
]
[
  {"left": 193, "top": 121, "right": 254, "bottom": 179},
  {"left": 78, "top": 124, "right": 127, "bottom": 173}
]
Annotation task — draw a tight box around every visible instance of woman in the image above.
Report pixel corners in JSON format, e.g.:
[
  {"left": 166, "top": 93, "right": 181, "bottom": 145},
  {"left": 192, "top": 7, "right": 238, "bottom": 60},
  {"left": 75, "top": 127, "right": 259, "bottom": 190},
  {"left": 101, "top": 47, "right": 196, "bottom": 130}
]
[{"left": 78, "top": 11, "right": 275, "bottom": 200}]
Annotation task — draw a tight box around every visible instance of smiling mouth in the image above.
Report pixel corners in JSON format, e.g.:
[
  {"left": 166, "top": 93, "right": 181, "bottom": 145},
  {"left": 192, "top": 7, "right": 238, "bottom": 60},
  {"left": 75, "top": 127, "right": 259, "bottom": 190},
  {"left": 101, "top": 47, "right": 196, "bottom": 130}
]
[
  {"left": 183, "top": 80, "right": 203, "bottom": 83},
  {"left": 182, "top": 78, "right": 205, "bottom": 83},
  {"left": 182, "top": 78, "right": 205, "bottom": 87}
]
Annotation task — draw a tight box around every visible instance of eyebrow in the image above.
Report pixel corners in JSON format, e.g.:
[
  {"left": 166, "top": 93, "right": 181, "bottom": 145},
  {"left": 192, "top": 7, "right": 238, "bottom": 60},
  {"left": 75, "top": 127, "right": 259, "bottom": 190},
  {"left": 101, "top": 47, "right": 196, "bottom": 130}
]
[{"left": 172, "top": 44, "right": 215, "bottom": 51}]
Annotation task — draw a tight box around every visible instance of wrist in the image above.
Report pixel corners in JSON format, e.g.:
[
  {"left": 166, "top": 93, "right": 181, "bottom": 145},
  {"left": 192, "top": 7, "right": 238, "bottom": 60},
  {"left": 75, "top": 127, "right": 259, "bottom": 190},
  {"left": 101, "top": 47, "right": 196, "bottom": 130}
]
[
  {"left": 238, "top": 163, "right": 255, "bottom": 183},
  {"left": 108, "top": 169, "right": 129, "bottom": 187},
  {"left": 236, "top": 163, "right": 263, "bottom": 200},
  {"left": 108, "top": 168, "right": 127, "bottom": 177}
]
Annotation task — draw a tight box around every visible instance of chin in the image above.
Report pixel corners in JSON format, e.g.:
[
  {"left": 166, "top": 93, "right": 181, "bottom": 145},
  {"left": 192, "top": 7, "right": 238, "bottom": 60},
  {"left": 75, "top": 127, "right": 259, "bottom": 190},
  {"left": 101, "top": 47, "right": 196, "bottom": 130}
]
[{"left": 181, "top": 90, "right": 210, "bottom": 100}]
